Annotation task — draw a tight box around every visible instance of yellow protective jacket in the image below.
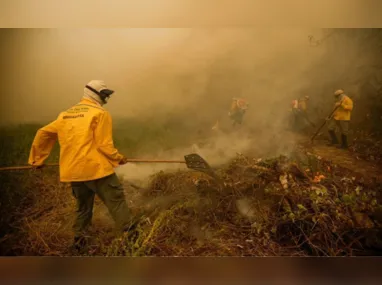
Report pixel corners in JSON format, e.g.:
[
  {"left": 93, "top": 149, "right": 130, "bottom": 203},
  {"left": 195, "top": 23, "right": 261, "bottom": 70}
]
[
  {"left": 230, "top": 100, "right": 239, "bottom": 114},
  {"left": 229, "top": 98, "right": 248, "bottom": 115},
  {"left": 298, "top": 99, "right": 308, "bottom": 112},
  {"left": 333, "top": 95, "right": 353, "bottom": 121},
  {"left": 28, "top": 98, "right": 124, "bottom": 182}
]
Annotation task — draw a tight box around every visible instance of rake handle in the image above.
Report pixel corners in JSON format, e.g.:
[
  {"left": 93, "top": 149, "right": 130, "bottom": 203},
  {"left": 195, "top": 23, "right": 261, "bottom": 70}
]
[
  {"left": 310, "top": 100, "right": 344, "bottom": 142},
  {"left": 0, "top": 163, "right": 59, "bottom": 171},
  {"left": 0, "top": 159, "right": 187, "bottom": 171},
  {"left": 125, "top": 159, "right": 186, "bottom": 163}
]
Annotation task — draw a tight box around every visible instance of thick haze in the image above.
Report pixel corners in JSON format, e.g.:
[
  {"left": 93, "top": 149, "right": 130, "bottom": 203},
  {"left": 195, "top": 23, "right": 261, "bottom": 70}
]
[
  {"left": 0, "top": 28, "right": 328, "bottom": 126},
  {"left": 1, "top": 28, "right": 379, "bottom": 174},
  {"left": 1, "top": 28, "right": 380, "bottom": 212}
]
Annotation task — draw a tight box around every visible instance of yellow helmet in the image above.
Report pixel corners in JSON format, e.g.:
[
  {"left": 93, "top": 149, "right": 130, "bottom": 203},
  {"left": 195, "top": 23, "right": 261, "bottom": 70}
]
[{"left": 334, "top": 89, "right": 344, "bottom": 96}]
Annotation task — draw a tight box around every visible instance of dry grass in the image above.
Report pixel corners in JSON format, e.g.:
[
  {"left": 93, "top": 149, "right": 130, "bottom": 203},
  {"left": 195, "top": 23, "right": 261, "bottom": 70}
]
[
  {"left": 1, "top": 123, "right": 381, "bottom": 256},
  {"left": 2, "top": 149, "right": 380, "bottom": 256}
]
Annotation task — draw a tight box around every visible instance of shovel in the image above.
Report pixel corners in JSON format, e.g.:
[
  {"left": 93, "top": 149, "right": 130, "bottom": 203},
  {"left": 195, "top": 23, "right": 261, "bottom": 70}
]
[{"left": 0, "top": 153, "right": 218, "bottom": 179}]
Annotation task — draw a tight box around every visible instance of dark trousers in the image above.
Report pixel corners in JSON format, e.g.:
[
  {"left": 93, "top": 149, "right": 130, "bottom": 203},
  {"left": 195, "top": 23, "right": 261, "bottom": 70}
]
[
  {"left": 71, "top": 173, "right": 134, "bottom": 237},
  {"left": 230, "top": 111, "right": 245, "bottom": 126}
]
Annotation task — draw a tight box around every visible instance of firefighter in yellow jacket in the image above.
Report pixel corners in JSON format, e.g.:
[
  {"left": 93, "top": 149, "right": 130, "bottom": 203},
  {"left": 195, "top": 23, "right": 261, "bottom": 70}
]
[
  {"left": 290, "top": 96, "right": 311, "bottom": 131},
  {"left": 228, "top": 97, "right": 248, "bottom": 127},
  {"left": 327, "top": 89, "right": 354, "bottom": 149},
  {"left": 28, "top": 80, "right": 139, "bottom": 251}
]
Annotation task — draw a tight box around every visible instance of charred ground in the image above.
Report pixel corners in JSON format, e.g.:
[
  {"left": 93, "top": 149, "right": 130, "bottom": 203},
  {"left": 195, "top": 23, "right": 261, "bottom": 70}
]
[
  {"left": 1, "top": 28, "right": 382, "bottom": 256},
  {"left": 0, "top": 120, "right": 381, "bottom": 257}
]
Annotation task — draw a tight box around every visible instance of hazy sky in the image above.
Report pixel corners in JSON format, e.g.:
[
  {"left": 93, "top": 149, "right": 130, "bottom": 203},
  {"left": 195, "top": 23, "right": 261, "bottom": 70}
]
[
  {"left": 0, "top": 0, "right": 377, "bottom": 27},
  {"left": 1, "top": 28, "right": 329, "bottom": 126}
]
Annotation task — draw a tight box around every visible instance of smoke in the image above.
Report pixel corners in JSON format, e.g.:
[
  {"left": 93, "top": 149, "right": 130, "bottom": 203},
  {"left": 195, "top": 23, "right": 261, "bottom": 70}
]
[
  {"left": 115, "top": 127, "right": 300, "bottom": 186},
  {"left": 115, "top": 130, "right": 255, "bottom": 185},
  {"left": 1, "top": 28, "right": 380, "bottom": 183},
  {"left": 0, "top": 28, "right": 326, "bottom": 125}
]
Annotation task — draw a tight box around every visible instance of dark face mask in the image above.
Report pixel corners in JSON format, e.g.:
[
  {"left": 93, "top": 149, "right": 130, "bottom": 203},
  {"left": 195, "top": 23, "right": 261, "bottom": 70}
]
[{"left": 85, "top": 85, "right": 114, "bottom": 104}]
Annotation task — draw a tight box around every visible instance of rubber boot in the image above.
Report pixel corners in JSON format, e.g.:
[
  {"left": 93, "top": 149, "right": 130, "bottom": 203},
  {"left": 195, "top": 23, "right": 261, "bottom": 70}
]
[
  {"left": 337, "top": 134, "right": 348, "bottom": 149},
  {"left": 327, "top": 130, "right": 339, "bottom": 146}
]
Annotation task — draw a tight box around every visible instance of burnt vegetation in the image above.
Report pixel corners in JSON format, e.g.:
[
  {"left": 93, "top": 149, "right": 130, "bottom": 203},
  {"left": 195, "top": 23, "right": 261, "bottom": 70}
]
[{"left": 0, "top": 28, "right": 382, "bottom": 256}]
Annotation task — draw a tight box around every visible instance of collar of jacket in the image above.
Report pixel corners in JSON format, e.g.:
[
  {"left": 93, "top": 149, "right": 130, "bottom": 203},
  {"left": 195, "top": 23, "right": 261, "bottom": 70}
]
[
  {"left": 79, "top": 98, "right": 104, "bottom": 108},
  {"left": 338, "top": 94, "right": 347, "bottom": 101}
]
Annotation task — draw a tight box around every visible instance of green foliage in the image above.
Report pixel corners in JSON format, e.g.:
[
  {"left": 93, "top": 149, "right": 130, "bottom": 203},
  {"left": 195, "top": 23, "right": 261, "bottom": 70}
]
[
  {"left": 0, "top": 116, "right": 198, "bottom": 167},
  {"left": 113, "top": 117, "right": 195, "bottom": 156},
  {"left": 0, "top": 124, "right": 59, "bottom": 166}
]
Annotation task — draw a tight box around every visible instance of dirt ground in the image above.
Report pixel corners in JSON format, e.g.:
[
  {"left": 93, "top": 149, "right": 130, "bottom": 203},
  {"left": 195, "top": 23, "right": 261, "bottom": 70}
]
[{"left": 292, "top": 132, "right": 382, "bottom": 183}]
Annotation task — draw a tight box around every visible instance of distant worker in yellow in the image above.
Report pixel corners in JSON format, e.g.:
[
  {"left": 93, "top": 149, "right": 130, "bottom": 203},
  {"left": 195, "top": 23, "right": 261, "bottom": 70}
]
[
  {"left": 28, "top": 80, "right": 139, "bottom": 252},
  {"left": 228, "top": 97, "right": 248, "bottom": 127},
  {"left": 327, "top": 89, "right": 354, "bottom": 149},
  {"left": 290, "top": 96, "right": 313, "bottom": 131},
  {"left": 298, "top": 96, "right": 309, "bottom": 113}
]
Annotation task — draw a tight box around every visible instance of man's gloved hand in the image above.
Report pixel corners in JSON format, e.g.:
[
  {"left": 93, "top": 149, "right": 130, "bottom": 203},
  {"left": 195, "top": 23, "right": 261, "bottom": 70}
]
[
  {"left": 335, "top": 102, "right": 342, "bottom": 107},
  {"left": 119, "top": 157, "right": 129, "bottom": 165}
]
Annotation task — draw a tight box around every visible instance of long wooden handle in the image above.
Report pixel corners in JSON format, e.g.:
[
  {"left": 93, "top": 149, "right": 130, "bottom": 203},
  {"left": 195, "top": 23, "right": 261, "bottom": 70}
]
[
  {"left": 0, "top": 163, "right": 59, "bottom": 171},
  {"left": 310, "top": 120, "right": 328, "bottom": 142},
  {"left": 125, "top": 159, "right": 186, "bottom": 164},
  {"left": 0, "top": 159, "right": 187, "bottom": 171},
  {"left": 310, "top": 100, "right": 343, "bottom": 142}
]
